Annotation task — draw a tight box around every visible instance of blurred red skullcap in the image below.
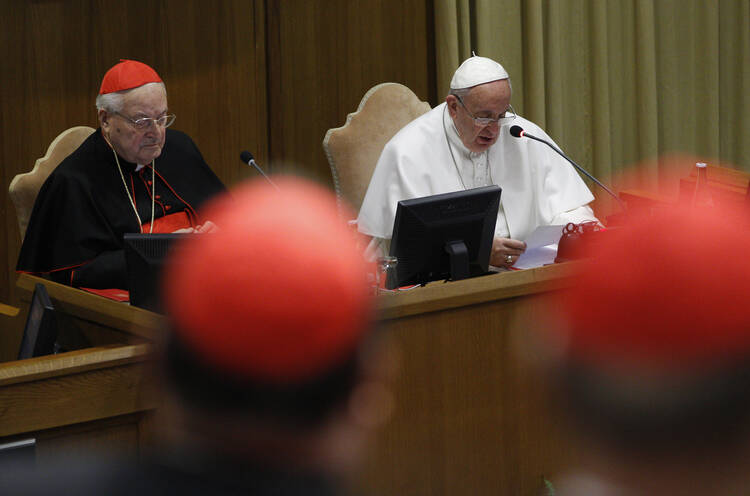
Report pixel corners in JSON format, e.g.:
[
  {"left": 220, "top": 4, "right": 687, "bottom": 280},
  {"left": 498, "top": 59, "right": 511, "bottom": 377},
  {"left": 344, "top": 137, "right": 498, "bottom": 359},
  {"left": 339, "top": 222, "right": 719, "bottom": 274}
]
[
  {"left": 559, "top": 206, "right": 750, "bottom": 372},
  {"left": 164, "top": 177, "right": 373, "bottom": 384},
  {"left": 99, "top": 59, "right": 162, "bottom": 95}
]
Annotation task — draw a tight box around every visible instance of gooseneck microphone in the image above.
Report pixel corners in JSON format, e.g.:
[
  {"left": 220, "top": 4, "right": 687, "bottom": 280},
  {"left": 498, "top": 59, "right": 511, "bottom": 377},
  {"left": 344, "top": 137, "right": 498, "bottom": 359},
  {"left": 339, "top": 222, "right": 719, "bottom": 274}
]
[
  {"left": 240, "top": 151, "right": 279, "bottom": 190},
  {"left": 509, "top": 125, "right": 625, "bottom": 212}
]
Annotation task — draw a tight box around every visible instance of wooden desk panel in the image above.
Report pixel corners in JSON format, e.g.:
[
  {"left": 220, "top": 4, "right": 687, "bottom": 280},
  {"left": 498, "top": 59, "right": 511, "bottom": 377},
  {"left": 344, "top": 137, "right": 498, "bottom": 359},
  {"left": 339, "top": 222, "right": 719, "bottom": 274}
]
[
  {"left": 0, "top": 344, "right": 157, "bottom": 465},
  {"left": 16, "top": 274, "right": 164, "bottom": 345},
  {"left": 0, "top": 277, "right": 161, "bottom": 464},
  {"left": 358, "top": 265, "right": 579, "bottom": 495},
  {"left": 7, "top": 268, "right": 577, "bottom": 494}
]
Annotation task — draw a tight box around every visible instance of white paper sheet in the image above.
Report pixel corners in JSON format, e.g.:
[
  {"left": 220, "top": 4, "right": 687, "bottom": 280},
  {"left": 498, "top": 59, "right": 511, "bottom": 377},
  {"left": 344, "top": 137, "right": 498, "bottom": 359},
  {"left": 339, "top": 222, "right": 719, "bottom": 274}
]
[{"left": 514, "top": 225, "right": 564, "bottom": 270}]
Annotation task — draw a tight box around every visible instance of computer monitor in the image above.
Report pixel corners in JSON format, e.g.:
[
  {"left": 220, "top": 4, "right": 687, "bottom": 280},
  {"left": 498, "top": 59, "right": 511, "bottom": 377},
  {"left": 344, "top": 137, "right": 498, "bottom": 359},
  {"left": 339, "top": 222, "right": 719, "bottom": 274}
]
[
  {"left": 18, "top": 283, "right": 58, "bottom": 360},
  {"left": 386, "top": 185, "right": 501, "bottom": 289},
  {"left": 124, "top": 233, "right": 191, "bottom": 312}
]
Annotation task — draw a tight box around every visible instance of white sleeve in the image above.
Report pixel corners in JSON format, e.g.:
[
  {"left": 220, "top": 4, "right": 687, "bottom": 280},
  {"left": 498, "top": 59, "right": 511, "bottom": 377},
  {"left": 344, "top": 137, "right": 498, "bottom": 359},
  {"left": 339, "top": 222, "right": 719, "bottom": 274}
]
[
  {"left": 362, "top": 236, "right": 390, "bottom": 262},
  {"left": 550, "top": 204, "right": 600, "bottom": 226}
]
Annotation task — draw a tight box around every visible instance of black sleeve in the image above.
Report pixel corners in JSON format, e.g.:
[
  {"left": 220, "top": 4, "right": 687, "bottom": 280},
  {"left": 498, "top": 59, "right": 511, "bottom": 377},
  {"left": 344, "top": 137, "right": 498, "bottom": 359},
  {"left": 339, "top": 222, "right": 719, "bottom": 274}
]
[
  {"left": 17, "top": 134, "right": 139, "bottom": 288},
  {"left": 49, "top": 250, "right": 128, "bottom": 289}
]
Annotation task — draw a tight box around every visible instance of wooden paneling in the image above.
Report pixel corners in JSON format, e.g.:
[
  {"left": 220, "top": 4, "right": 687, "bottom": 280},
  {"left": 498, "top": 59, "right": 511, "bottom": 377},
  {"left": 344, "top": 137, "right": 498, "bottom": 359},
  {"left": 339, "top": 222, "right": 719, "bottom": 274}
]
[
  {"left": 359, "top": 295, "right": 574, "bottom": 495},
  {"left": 266, "top": 0, "right": 436, "bottom": 181},
  {"left": 0, "top": 346, "right": 157, "bottom": 470},
  {"left": 0, "top": 0, "right": 436, "bottom": 344},
  {"left": 354, "top": 265, "right": 579, "bottom": 495},
  {"left": 0, "top": 281, "right": 159, "bottom": 464},
  {"left": 0, "top": 344, "right": 154, "bottom": 435},
  {"left": 0, "top": 307, "right": 23, "bottom": 364},
  {"left": 0, "top": 0, "right": 266, "bottom": 307},
  {"left": 6, "top": 274, "right": 164, "bottom": 360},
  {"left": 16, "top": 274, "right": 164, "bottom": 344}
]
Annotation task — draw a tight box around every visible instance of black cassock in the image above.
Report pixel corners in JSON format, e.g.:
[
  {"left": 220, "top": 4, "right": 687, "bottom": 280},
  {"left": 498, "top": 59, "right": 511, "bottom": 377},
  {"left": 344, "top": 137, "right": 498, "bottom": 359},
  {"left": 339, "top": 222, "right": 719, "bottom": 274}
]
[{"left": 17, "top": 129, "right": 226, "bottom": 289}]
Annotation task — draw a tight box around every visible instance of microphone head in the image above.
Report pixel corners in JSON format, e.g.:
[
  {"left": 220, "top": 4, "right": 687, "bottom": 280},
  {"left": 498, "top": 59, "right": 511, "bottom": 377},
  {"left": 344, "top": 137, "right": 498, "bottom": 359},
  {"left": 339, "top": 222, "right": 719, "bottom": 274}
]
[
  {"left": 240, "top": 150, "right": 254, "bottom": 163},
  {"left": 509, "top": 125, "right": 524, "bottom": 138}
]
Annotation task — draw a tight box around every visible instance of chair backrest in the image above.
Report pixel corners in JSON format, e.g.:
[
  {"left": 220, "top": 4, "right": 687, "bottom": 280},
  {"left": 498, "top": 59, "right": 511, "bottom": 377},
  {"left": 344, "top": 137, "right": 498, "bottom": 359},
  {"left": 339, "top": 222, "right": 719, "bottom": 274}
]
[
  {"left": 9, "top": 126, "right": 95, "bottom": 240},
  {"left": 323, "top": 83, "right": 431, "bottom": 215}
]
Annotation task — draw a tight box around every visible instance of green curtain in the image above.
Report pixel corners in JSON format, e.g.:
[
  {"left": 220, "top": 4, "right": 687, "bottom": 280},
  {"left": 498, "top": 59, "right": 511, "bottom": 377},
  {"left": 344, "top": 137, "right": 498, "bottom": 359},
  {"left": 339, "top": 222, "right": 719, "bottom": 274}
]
[{"left": 434, "top": 0, "right": 749, "bottom": 212}]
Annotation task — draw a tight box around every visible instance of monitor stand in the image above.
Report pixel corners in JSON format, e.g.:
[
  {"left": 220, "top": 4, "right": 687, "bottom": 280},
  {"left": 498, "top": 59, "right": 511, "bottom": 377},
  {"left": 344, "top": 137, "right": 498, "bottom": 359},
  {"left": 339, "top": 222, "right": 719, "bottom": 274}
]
[{"left": 445, "top": 240, "right": 470, "bottom": 281}]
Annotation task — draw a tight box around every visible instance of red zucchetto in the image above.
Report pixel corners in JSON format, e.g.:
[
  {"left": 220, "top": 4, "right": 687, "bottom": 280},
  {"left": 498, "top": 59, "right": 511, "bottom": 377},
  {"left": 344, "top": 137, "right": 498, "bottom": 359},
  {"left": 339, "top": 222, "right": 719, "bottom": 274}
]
[
  {"left": 99, "top": 59, "right": 163, "bottom": 95},
  {"left": 557, "top": 206, "right": 750, "bottom": 373},
  {"left": 163, "top": 177, "right": 374, "bottom": 385}
]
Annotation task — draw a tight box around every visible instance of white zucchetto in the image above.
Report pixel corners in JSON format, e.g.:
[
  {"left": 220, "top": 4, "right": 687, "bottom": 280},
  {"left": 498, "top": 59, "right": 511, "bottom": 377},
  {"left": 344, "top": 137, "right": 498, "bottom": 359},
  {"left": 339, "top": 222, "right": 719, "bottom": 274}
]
[{"left": 450, "top": 56, "right": 509, "bottom": 90}]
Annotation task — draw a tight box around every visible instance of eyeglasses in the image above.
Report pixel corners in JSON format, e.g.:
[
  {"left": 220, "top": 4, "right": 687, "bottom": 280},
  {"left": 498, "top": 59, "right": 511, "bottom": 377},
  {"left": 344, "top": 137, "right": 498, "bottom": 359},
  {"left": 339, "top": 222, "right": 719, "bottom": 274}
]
[
  {"left": 455, "top": 96, "right": 516, "bottom": 127},
  {"left": 115, "top": 112, "right": 176, "bottom": 130}
]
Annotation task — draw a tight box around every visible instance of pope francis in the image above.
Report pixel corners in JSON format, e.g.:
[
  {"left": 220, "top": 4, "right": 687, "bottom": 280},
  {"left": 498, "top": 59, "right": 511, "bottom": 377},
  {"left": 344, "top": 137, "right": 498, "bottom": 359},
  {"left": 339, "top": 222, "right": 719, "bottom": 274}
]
[{"left": 357, "top": 56, "right": 599, "bottom": 268}]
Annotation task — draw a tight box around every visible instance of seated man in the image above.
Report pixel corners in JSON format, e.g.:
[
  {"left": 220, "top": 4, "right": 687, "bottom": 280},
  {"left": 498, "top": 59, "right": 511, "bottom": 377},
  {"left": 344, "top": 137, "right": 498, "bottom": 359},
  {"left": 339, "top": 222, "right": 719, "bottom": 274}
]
[
  {"left": 16, "top": 60, "right": 226, "bottom": 289},
  {"left": 357, "top": 55, "right": 598, "bottom": 268},
  {"left": 0, "top": 178, "right": 394, "bottom": 495}
]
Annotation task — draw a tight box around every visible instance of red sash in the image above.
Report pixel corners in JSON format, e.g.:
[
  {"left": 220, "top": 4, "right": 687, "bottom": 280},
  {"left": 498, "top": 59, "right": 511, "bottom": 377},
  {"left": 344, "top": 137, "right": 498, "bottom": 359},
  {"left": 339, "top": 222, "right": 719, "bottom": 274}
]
[{"left": 142, "top": 210, "right": 197, "bottom": 233}]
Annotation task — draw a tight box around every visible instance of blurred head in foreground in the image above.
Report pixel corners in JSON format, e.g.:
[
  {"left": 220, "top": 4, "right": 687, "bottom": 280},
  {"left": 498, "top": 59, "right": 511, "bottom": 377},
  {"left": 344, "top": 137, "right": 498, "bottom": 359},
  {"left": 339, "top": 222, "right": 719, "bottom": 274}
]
[
  {"left": 547, "top": 206, "right": 750, "bottom": 494},
  {"left": 159, "top": 177, "right": 391, "bottom": 482}
]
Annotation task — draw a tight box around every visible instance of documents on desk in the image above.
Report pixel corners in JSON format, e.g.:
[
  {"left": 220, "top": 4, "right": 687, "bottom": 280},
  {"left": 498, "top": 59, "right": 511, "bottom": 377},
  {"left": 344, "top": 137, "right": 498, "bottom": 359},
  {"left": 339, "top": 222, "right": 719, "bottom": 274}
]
[{"left": 514, "top": 225, "right": 564, "bottom": 270}]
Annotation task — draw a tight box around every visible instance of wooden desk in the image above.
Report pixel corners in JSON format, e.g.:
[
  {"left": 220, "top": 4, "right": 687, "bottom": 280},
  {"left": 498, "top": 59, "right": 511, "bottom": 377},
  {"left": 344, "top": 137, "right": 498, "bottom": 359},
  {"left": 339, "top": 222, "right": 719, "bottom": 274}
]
[
  {"left": 6, "top": 269, "right": 577, "bottom": 494},
  {"left": 0, "top": 276, "right": 161, "bottom": 462},
  {"left": 0, "top": 344, "right": 156, "bottom": 461},
  {"left": 16, "top": 274, "right": 164, "bottom": 346},
  {"left": 620, "top": 164, "right": 750, "bottom": 214},
  {"left": 358, "top": 263, "right": 580, "bottom": 495}
]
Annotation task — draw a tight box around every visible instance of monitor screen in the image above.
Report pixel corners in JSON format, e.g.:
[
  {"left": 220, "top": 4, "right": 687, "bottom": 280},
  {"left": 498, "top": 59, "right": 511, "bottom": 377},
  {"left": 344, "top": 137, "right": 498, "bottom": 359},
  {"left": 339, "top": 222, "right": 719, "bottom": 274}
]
[
  {"left": 124, "top": 233, "right": 192, "bottom": 312},
  {"left": 18, "top": 283, "right": 58, "bottom": 360},
  {"left": 387, "top": 185, "right": 501, "bottom": 289}
]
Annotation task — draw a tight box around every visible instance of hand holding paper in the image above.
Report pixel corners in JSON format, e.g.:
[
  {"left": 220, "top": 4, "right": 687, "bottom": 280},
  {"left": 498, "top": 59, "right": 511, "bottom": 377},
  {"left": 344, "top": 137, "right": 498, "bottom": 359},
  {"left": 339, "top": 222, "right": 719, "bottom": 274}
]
[{"left": 514, "top": 225, "right": 564, "bottom": 270}]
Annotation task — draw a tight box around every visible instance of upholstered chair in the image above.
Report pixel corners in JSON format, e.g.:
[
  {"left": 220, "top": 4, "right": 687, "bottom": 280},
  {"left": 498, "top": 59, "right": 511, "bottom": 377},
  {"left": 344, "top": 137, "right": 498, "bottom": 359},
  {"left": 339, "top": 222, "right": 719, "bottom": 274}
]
[
  {"left": 322, "top": 83, "right": 430, "bottom": 216},
  {"left": 9, "top": 126, "right": 95, "bottom": 240}
]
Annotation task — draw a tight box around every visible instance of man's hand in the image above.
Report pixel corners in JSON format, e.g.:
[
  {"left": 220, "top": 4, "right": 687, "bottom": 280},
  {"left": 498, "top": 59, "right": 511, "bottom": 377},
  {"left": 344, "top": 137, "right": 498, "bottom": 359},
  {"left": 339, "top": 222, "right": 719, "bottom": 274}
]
[
  {"left": 172, "top": 221, "right": 218, "bottom": 235},
  {"left": 490, "top": 237, "right": 527, "bottom": 268},
  {"left": 196, "top": 221, "right": 218, "bottom": 233}
]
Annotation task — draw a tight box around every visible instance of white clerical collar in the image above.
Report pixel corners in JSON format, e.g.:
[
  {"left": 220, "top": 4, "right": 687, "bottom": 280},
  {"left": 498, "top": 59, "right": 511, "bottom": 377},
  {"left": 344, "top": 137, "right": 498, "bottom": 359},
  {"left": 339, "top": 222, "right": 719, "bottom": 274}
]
[
  {"left": 135, "top": 164, "right": 145, "bottom": 172},
  {"left": 442, "top": 103, "right": 485, "bottom": 159}
]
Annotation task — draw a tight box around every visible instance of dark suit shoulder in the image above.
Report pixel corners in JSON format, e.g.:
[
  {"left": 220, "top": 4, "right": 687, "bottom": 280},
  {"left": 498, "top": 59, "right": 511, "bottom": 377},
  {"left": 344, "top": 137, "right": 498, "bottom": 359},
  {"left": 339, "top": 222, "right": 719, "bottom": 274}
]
[
  {"left": 50, "top": 129, "right": 114, "bottom": 186},
  {"left": 164, "top": 129, "right": 201, "bottom": 154}
]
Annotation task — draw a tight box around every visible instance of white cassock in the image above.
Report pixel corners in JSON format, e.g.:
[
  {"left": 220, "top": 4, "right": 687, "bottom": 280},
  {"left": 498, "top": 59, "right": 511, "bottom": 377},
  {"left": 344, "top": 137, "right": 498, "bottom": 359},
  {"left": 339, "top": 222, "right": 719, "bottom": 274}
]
[{"left": 357, "top": 102, "right": 598, "bottom": 243}]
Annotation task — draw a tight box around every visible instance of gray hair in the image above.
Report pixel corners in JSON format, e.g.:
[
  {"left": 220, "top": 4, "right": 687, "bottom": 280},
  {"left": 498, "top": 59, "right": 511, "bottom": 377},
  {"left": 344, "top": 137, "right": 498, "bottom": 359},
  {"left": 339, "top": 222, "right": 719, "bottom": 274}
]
[
  {"left": 449, "top": 87, "right": 472, "bottom": 99},
  {"left": 95, "top": 82, "right": 166, "bottom": 113}
]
